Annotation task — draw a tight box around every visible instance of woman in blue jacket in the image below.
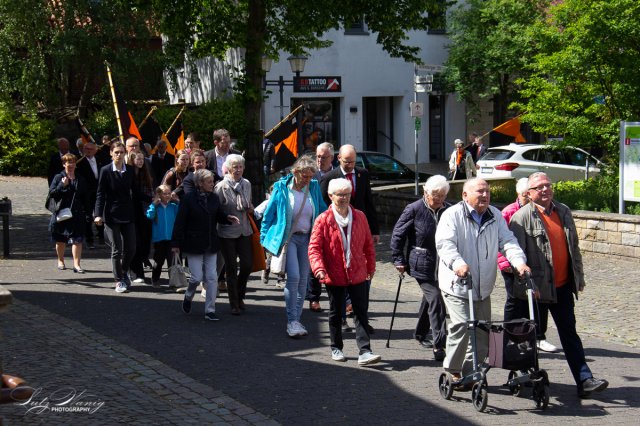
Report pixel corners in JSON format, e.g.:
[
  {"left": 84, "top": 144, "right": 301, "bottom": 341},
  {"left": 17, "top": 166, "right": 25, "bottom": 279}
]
[{"left": 260, "top": 155, "right": 327, "bottom": 337}]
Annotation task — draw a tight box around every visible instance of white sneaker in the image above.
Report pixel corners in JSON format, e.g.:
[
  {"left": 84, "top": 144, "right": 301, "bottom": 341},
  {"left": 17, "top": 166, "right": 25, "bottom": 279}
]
[
  {"left": 331, "top": 349, "right": 346, "bottom": 362},
  {"left": 115, "top": 282, "right": 127, "bottom": 293},
  {"left": 294, "top": 321, "right": 308, "bottom": 336},
  {"left": 286, "top": 322, "right": 298, "bottom": 337},
  {"left": 358, "top": 352, "right": 381, "bottom": 366},
  {"left": 133, "top": 277, "right": 144, "bottom": 283},
  {"left": 201, "top": 288, "right": 207, "bottom": 298},
  {"left": 537, "top": 340, "right": 561, "bottom": 353}
]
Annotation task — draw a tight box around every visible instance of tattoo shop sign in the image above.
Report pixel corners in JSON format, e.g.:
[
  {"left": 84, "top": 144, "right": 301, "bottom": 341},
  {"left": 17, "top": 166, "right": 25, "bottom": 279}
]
[{"left": 293, "top": 77, "right": 341, "bottom": 93}]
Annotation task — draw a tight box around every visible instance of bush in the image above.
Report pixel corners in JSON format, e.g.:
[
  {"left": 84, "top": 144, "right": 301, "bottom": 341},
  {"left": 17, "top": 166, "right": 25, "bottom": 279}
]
[{"left": 0, "top": 103, "right": 54, "bottom": 176}]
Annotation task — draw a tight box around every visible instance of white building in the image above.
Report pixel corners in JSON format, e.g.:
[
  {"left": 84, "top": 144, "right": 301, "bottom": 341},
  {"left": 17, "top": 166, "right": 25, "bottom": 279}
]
[{"left": 167, "top": 24, "right": 470, "bottom": 167}]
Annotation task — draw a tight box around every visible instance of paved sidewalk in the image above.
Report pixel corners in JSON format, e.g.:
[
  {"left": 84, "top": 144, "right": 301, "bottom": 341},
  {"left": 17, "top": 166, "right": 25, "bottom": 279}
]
[{"left": 1, "top": 176, "right": 639, "bottom": 425}]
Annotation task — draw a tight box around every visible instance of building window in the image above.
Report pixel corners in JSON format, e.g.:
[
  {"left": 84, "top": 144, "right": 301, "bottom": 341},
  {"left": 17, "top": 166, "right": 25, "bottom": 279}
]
[{"left": 344, "top": 19, "right": 369, "bottom": 35}]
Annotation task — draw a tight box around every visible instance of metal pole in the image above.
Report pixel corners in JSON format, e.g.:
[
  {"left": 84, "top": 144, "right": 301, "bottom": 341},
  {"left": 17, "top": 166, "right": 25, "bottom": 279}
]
[
  {"left": 279, "top": 75, "right": 285, "bottom": 120},
  {"left": 414, "top": 89, "right": 419, "bottom": 196}
]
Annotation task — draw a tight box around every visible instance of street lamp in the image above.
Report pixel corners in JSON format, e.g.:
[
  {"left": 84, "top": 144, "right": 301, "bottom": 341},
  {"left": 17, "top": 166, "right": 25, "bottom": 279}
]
[{"left": 262, "top": 54, "right": 308, "bottom": 120}]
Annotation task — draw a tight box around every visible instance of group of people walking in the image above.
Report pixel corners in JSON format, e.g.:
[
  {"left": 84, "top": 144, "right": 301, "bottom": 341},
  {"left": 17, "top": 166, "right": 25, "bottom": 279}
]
[{"left": 46, "top": 133, "right": 610, "bottom": 394}]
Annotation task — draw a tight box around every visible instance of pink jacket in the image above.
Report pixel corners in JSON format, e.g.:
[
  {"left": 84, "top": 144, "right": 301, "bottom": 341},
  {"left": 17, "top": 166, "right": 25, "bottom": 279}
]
[
  {"left": 308, "top": 207, "right": 375, "bottom": 286},
  {"left": 497, "top": 199, "right": 522, "bottom": 271}
]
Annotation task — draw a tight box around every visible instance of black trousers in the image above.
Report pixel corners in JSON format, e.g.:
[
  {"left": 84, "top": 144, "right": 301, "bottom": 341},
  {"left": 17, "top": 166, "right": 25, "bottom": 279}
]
[
  {"left": 130, "top": 215, "right": 152, "bottom": 279},
  {"left": 502, "top": 270, "right": 549, "bottom": 340},
  {"left": 104, "top": 222, "right": 136, "bottom": 282},
  {"left": 414, "top": 279, "right": 447, "bottom": 349},
  {"left": 152, "top": 240, "right": 176, "bottom": 282},
  {"left": 326, "top": 282, "right": 371, "bottom": 354},
  {"left": 219, "top": 235, "right": 253, "bottom": 309},
  {"left": 307, "top": 277, "right": 322, "bottom": 302}
]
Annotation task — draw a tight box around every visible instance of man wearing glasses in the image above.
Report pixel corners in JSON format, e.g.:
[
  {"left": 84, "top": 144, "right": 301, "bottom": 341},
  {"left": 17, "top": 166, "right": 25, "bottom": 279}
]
[{"left": 510, "top": 172, "right": 608, "bottom": 398}]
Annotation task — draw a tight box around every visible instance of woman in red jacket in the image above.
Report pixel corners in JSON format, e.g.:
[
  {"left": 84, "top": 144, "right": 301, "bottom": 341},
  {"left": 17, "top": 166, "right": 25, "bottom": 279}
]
[{"left": 309, "top": 178, "right": 380, "bottom": 366}]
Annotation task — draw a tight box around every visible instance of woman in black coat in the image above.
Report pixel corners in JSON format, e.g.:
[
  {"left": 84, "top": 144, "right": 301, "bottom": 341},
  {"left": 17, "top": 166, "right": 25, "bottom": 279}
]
[
  {"left": 48, "top": 153, "right": 90, "bottom": 272},
  {"left": 172, "top": 169, "right": 239, "bottom": 321},
  {"left": 390, "top": 174, "right": 451, "bottom": 361}
]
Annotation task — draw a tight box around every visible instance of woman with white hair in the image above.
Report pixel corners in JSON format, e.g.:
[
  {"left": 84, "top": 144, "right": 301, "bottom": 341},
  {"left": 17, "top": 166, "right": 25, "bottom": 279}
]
[
  {"left": 309, "top": 178, "right": 380, "bottom": 365},
  {"left": 448, "top": 139, "right": 476, "bottom": 180},
  {"left": 172, "top": 168, "right": 239, "bottom": 321},
  {"left": 261, "top": 155, "right": 327, "bottom": 337},
  {"left": 500, "top": 177, "right": 559, "bottom": 353},
  {"left": 214, "top": 154, "right": 254, "bottom": 315},
  {"left": 390, "top": 175, "right": 451, "bottom": 361}
]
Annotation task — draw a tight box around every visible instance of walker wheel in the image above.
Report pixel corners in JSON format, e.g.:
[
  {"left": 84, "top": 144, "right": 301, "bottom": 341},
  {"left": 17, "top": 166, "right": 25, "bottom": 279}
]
[
  {"left": 438, "top": 372, "right": 454, "bottom": 400},
  {"left": 533, "top": 383, "right": 549, "bottom": 410},
  {"left": 508, "top": 370, "right": 522, "bottom": 397},
  {"left": 471, "top": 382, "right": 488, "bottom": 412}
]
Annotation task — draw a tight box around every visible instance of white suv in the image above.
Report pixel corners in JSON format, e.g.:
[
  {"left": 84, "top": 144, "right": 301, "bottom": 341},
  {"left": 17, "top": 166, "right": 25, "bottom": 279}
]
[{"left": 476, "top": 144, "right": 602, "bottom": 182}]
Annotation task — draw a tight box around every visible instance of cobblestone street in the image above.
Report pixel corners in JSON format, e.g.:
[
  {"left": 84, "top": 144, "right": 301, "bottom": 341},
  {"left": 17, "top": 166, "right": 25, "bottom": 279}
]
[{"left": 1, "top": 175, "right": 639, "bottom": 425}]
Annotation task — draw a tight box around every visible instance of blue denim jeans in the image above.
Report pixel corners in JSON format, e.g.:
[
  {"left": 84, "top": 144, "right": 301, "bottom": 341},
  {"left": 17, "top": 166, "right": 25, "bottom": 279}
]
[
  {"left": 284, "top": 233, "right": 310, "bottom": 323},
  {"left": 185, "top": 252, "right": 218, "bottom": 314}
]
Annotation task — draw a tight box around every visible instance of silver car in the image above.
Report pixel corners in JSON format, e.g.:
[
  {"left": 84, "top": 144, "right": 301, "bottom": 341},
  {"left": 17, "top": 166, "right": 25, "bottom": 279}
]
[{"left": 476, "top": 144, "right": 602, "bottom": 182}]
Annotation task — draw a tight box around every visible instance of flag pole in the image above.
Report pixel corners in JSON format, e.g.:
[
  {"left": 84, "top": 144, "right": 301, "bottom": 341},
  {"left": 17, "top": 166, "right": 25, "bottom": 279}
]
[
  {"left": 138, "top": 106, "right": 158, "bottom": 129},
  {"left": 105, "top": 61, "right": 125, "bottom": 143},
  {"left": 165, "top": 105, "right": 186, "bottom": 135},
  {"left": 265, "top": 105, "right": 303, "bottom": 138}
]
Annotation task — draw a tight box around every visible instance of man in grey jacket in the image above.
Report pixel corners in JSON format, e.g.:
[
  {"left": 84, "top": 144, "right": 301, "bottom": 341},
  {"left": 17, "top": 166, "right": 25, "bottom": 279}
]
[
  {"left": 510, "top": 172, "right": 608, "bottom": 398},
  {"left": 435, "top": 178, "right": 530, "bottom": 382}
]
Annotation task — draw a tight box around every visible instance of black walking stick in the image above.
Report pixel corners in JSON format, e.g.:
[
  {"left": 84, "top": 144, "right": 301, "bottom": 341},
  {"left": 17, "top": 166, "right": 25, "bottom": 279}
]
[{"left": 386, "top": 273, "right": 404, "bottom": 348}]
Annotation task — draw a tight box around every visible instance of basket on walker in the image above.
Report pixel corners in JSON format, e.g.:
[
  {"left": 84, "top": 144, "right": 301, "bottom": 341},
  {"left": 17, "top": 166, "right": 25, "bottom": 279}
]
[{"left": 488, "top": 319, "right": 537, "bottom": 371}]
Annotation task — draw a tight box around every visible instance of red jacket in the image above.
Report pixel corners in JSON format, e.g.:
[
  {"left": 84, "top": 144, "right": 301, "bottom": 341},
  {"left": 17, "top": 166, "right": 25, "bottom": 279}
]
[
  {"left": 309, "top": 207, "right": 375, "bottom": 286},
  {"left": 497, "top": 199, "right": 522, "bottom": 271}
]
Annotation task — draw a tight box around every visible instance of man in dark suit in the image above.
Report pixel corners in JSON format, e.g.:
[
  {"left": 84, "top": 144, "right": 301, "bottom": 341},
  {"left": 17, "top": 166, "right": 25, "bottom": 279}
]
[
  {"left": 151, "top": 140, "right": 175, "bottom": 187},
  {"left": 76, "top": 141, "right": 105, "bottom": 248},
  {"left": 466, "top": 132, "right": 487, "bottom": 163},
  {"left": 48, "top": 137, "right": 70, "bottom": 186},
  {"left": 205, "top": 129, "right": 241, "bottom": 182},
  {"left": 320, "top": 144, "right": 380, "bottom": 243}
]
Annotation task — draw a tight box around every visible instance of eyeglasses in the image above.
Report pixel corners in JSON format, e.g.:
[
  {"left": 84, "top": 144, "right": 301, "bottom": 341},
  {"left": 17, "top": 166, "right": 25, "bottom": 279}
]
[
  {"left": 341, "top": 160, "right": 356, "bottom": 164},
  {"left": 529, "top": 183, "right": 552, "bottom": 192},
  {"left": 332, "top": 192, "right": 350, "bottom": 197},
  {"left": 316, "top": 155, "right": 332, "bottom": 160}
]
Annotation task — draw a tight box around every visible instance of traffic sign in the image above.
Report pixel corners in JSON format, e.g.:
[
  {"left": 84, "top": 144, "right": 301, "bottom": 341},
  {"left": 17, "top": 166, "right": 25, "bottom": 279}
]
[
  {"left": 410, "top": 102, "right": 424, "bottom": 117},
  {"left": 415, "top": 117, "right": 421, "bottom": 131}
]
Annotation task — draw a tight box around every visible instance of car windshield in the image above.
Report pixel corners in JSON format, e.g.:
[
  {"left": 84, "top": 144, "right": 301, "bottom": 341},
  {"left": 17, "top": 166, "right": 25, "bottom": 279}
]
[
  {"left": 363, "top": 153, "right": 409, "bottom": 173},
  {"left": 481, "top": 149, "right": 514, "bottom": 161}
]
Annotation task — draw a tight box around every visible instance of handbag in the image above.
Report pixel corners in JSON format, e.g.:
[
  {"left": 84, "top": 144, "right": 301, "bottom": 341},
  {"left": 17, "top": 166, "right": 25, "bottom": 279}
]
[
  {"left": 55, "top": 185, "right": 76, "bottom": 222},
  {"left": 248, "top": 214, "right": 266, "bottom": 273},
  {"left": 269, "top": 186, "right": 310, "bottom": 275},
  {"left": 168, "top": 253, "right": 190, "bottom": 288},
  {"left": 45, "top": 194, "right": 61, "bottom": 214}
]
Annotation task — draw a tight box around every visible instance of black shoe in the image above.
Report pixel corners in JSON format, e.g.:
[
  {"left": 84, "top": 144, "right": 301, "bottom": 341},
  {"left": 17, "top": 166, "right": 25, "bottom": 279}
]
[
  {"left": 182, "top": 297, "right": 192, "bottom": 314},
  {"left": 204, "top": 312, "right": 220, "bottom": 321},
  {"left": 579, "top": 378, "right": 608, "bottom": 398},
  {"left": 418, "top": 339, "right": 434, "bottom": 348},
  {"left": 367, "top": 324, "right": 375, "bottom": 335},
  {"left": 433, "top": 348, "right": 446, "bottom": 362}
]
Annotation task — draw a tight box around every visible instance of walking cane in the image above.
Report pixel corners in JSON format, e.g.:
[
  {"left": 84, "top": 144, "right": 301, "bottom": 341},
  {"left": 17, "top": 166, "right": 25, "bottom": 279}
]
[{"left": 386, "top": 273, "right": 404, "bottom": 348}]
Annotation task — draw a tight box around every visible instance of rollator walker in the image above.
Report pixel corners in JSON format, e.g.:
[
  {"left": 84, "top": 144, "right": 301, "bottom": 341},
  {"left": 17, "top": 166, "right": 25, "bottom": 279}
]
[{"left": 438, "top": 272, "right": 550, "bottom": 412}]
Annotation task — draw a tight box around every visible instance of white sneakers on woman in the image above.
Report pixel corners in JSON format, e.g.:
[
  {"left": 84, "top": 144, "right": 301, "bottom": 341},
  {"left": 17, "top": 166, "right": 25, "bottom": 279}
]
[{"left": 286, "top": 321, "right": 308, "bottom": 337}]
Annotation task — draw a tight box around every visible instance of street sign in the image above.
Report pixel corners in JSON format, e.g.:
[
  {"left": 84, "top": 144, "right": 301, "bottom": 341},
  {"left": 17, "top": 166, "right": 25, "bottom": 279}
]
[
  {"left": 415, "top": 117, "right": 421, "bottom": 131},
  {"left": 410, "top": 102, "right": 424, "bottom": 117},
  {"left": 416, "top": 64, "right": 445, "bottom": 73}
]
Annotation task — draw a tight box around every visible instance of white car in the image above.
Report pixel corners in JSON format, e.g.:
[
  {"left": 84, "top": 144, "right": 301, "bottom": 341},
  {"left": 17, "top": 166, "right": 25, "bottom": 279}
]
[{"left": 476, "top": 144, "right": 602, "bottom": 182}]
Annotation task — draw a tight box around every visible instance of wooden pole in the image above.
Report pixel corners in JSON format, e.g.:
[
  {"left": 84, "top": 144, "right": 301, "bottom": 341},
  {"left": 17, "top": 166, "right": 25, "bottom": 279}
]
[{"left": 104, "top": 62, "right": 125, "bottom": 143}]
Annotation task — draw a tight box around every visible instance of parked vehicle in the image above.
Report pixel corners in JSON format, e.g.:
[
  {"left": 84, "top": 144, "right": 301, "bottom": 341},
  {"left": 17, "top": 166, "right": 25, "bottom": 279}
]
[
  {"left": 476, "top": 144, "right": 602, "bottom": 182},
  {"left": 352, "top": 151, "right": 431, "bottom": 187}
]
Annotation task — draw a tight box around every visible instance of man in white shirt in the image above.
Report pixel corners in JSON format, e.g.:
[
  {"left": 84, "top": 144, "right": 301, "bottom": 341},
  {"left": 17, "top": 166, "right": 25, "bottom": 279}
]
[
  {"left": 76, "top": 141, "right": 104, "bottom": 248},
  {"left": 205, "top": 129, "right": 240, "bottom": 182}
]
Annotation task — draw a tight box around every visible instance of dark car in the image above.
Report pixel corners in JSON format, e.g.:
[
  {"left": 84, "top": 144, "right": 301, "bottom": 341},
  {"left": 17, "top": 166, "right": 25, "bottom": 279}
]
[{"left": 352, "top": 151, "right": 431, "bottom": 187}]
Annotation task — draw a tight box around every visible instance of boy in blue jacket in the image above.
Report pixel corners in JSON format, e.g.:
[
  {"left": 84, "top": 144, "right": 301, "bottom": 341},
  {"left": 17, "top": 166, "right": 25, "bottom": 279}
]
[{"left": 146, "top": 184, "right": 180, "bottom": 287}]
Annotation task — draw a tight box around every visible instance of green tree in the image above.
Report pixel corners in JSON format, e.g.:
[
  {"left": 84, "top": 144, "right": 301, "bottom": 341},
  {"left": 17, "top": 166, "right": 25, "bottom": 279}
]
[
  {"left": 153, "top": 0, "right": 446, "bottom": 201},
  {"left": 515, "top": 0, "right": 640, "bottom": 161},
  {"left": 0, "top": 0, "right": 166, "bottom": 113},
  {"left": 443, "top": 0, "right": 547, "bottom": 125}
]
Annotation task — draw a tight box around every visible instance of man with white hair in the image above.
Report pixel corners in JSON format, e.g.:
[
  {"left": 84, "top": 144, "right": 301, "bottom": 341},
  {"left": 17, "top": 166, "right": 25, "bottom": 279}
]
[{"left": 436, "top": 178, "right": 530, "bottom": 382}]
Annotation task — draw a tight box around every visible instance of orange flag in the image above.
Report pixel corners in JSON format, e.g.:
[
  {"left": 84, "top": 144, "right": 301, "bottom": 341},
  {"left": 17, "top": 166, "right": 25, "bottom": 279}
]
[{"left": 492, "top": 117, "right": 526, "bottom": 143}]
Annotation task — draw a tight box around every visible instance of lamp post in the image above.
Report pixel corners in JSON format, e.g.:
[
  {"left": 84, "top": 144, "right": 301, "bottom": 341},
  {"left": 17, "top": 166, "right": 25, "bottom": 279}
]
[{"left": 262, "top": 55, "right": 308, "bottom": 120}]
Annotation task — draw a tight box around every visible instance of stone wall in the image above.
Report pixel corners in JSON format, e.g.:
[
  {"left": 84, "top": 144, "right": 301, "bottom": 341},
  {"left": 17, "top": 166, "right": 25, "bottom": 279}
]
[
  {"left": 373, "top": 183, "right": 640, "bottom": 260},
  {"left": 573, "top": 211, "right": 640, "bottom": 259}
]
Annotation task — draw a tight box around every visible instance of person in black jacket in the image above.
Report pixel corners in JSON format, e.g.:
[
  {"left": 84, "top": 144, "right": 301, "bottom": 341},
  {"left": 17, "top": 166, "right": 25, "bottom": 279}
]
[
  {"left": 48, "top": 153, "right": 91, "bottom": 273},
  {"left": 94, "top": 141, "right": 138, "bottom": 294},
  {"left": 390, "top": 175, "right": 451, "bottom": 361},
  {"left": 172, "top": 169, "right": 239, "bottom": 321},
  {"left": 151, "top": 140, "right": 174, "bottom": 188},
  {"left": 76, "top": 141, "right": 105, "bottom": 248}
]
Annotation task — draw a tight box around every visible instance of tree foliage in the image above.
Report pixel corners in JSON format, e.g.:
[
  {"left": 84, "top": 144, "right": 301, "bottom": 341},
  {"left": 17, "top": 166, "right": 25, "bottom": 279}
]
[
  {"left": 0, "top": 0, "right": 166, "bottom": 112},
  {"left": 514, "top": 0, "right": 640, "bottom": 160},
  {"left": 443, "top": 0, "right": 547, "bottom": 124},
  {"left": 153, "top": 0, "right": 447, "bottom": 201}
]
